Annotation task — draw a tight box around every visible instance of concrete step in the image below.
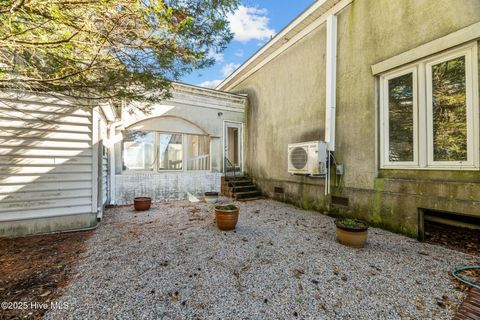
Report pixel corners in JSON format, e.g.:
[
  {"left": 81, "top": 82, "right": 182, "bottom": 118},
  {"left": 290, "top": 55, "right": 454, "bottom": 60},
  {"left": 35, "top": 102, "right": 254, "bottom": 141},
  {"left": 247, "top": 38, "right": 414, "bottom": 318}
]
[{"left": 235, "top": 190, "right": 261, "bottom": 200}]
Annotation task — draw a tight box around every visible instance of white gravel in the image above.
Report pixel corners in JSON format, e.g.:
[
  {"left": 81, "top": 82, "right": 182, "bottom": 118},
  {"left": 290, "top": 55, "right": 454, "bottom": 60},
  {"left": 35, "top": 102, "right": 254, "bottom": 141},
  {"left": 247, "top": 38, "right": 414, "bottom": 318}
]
[{"left": 45, "top": 199, "right": 478, "bottom": 320}]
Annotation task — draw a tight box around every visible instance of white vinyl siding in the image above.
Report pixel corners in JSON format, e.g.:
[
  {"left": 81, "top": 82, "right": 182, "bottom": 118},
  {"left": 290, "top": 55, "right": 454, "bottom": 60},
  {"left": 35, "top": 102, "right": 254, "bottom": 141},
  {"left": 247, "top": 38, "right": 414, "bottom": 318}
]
[{"left": 0, "top": 91, "right": 94, "bottom": 222}]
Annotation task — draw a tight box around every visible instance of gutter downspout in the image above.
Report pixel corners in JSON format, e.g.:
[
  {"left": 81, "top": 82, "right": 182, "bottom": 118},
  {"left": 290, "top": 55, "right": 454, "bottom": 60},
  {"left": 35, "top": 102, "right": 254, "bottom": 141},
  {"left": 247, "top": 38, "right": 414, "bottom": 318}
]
[
  {"left": 325, "top": 14, "right": 337, "bottom": 195},
  {"left": 108, "top": 121, "right": 122, "bottom": 205}
]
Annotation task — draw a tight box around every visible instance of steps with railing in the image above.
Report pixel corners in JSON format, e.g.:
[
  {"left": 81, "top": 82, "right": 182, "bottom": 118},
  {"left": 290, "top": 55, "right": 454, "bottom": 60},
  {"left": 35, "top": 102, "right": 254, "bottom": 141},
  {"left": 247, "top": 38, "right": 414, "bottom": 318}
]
[{"left": 222, "top": 157, "right": 262, "bottom": 201}]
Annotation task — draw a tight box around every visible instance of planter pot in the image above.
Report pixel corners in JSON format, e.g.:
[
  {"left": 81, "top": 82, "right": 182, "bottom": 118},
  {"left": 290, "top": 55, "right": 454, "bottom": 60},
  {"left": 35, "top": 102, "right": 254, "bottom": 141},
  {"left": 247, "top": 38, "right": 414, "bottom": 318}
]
[
  {"left": 204, "top": 192, "right": 219, "bottom": 204},
  {"left": 134, "top": 197, "right": 152, "bottom": 211},
  {"left": 215, "top": 205, "right": 239, "bottom": 231},
  {"left": 335, "top": 219, "right": 369, "bottom": 248}
]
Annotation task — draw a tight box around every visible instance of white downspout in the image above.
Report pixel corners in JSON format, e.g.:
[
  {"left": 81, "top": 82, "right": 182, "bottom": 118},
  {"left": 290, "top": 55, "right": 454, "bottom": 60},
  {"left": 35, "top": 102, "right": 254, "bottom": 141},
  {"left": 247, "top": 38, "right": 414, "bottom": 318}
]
[{"left": 325, "top": 14, "right": 337, "bottom": 195}]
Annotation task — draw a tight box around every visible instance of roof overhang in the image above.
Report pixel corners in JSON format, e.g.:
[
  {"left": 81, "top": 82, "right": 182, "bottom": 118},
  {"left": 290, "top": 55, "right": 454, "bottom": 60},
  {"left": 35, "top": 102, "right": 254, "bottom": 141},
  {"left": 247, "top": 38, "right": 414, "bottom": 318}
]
[{"left": 216, "top": 0, "right": 352, "bottom": 91}]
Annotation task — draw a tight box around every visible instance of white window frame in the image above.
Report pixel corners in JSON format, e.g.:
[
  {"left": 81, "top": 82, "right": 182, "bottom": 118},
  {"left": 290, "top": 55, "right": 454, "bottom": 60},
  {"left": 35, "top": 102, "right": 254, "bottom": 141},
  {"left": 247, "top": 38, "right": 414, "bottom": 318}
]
[
  {"left": 380, "top": 42, "right": 479, "bottom": 170},
  {"left": 380, "top": 66, "right": 419, "bottom": 168},
  {"left": 425, "top": 46, "right": 479, "bottom": 169}
]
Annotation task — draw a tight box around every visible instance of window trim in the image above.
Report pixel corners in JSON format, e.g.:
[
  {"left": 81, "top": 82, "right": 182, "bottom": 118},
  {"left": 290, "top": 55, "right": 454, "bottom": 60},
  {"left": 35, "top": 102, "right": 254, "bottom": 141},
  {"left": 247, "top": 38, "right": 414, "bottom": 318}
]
[
  {"left": 379, "top": 42, "right": 479, "bottom": 170},
  {"left": 380, "top": 66, "right": 419, "bottom": 168},
  {"left": 425, "top": 46, "right": 478, "bottom": 168}
]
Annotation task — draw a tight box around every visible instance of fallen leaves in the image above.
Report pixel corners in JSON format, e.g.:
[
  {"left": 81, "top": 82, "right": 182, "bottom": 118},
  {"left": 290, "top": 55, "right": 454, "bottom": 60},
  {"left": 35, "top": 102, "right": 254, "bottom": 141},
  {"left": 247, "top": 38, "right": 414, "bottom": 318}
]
[{"left": 293, "top": 268, "right": 305, "bottom": 279}]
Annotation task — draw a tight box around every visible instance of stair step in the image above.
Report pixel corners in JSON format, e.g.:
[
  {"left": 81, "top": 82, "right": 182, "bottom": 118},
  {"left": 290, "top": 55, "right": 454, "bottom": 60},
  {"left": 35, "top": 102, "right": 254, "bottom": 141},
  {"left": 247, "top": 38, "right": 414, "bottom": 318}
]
[
  {"left": 231, "top": 185, "right": 257, "bottom": 192},
  {"left": 229, "top": 180, "right": 253, "bottom": 187},
  {"left": 238, "top": 196, "right": 264, "bottom": 202},
  {"left": 235, "top": 190, "right": 261, "bottom": 200},
  {"left": 225, "top": 176, "right": 248, "bottom": 181}
]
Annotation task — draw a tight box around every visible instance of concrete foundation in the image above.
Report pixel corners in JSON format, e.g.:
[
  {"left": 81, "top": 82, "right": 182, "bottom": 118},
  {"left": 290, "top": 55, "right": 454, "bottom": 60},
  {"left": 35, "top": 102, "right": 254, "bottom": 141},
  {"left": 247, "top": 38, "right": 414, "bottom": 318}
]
[{"left": 0, "top": 213, "right": 97, "bottom": 238}]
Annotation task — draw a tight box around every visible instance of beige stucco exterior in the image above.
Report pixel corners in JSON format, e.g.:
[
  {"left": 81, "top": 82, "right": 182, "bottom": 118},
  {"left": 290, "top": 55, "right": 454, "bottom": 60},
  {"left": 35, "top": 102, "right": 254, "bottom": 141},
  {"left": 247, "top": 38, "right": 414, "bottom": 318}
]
[{"left": 222, "top": 0, "right": 480, "bottom": 237}]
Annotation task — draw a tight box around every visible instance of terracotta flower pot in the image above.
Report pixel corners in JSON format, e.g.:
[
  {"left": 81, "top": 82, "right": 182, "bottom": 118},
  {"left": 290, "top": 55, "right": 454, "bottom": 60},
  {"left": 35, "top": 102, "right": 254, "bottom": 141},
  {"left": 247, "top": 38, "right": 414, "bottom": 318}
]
[
  {"left": 335, "top": 218, "right": 369, "bottom": 248},
  {"left": 215, "top": 204, "right": 239, "bottom": 231},
  {"left": 204, "top": 192, "right": 219, "bottom": 204},
  {"left": 134, "top": 197, "right": 151, "bottom": 211}
]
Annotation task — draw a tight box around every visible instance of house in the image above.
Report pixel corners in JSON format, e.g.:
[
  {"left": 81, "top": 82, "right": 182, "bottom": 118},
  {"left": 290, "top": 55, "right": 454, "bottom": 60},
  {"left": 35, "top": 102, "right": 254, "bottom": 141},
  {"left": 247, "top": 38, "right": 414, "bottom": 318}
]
[
  {"left": 0, "top": 90, "right": 116, "bottom": 237},
  {"left": 0, "top": 83, "right": 246, "bottom": 237},
  {"left": 112, "top": 82, "right": 246, "bottom": 205},
  {"left": 217, "top": 0, "right": 480, "bottom": 237}
]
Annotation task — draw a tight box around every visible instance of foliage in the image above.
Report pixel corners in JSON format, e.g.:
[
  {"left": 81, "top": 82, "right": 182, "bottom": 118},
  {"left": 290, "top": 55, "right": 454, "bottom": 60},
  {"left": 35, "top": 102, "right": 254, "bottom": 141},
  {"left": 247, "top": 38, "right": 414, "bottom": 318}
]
[
  {"left": 388, "top": 73, "right": 414, "bottom": 162},
  {"left": 431, "top": 56, "right": 467, "bottom": 161},
  {"left": 335, "top": 218, "right": 368, "bottom": 230},
  {"left": 220, "top": 204, "right": 237, "bottom": 211},
  {"left": 0, "top": 0, "right": 238, "bottom": 106}
]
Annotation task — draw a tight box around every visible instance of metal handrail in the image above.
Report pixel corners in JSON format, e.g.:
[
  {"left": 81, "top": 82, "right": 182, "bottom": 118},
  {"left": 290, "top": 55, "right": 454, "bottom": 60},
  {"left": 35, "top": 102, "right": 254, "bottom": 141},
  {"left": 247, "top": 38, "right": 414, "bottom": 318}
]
[{"left": 224, "top": 156, "right": 236, "bottom": 181}]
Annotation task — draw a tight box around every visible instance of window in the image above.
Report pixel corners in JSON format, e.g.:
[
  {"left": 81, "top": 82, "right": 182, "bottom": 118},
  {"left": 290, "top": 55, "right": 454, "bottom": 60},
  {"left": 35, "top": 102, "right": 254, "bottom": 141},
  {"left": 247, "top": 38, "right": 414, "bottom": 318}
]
[
  {"left": 186, "top": 135, "right": 210, "bottom": 170},
  {"left": 123, "top": 131, "right": 154, "bottom": 171},
  {"left": 380, "top": 43, "right": 479, "bottom": 170},
  {"left": 122, "top": 131, "right": 210, "bottom": 172},
  {"left": 159, "top": 133, "right": 183, "bottom": 170}
]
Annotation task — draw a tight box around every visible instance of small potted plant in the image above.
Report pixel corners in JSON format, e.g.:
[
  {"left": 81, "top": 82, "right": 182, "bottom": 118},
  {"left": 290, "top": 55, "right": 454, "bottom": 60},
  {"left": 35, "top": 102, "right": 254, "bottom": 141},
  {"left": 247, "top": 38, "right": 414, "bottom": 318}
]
[
  {"left": 335, "top": 218, "right": 369, "bottom": 248},
  {"left": 204, "top": 192, "right": 219, "bottom": 204},
  {"left": 214, "top": 204, "right": 239, "bottom": 230},
  {"left": 134, "top": 197, "right": 152, "bottom": 211}
]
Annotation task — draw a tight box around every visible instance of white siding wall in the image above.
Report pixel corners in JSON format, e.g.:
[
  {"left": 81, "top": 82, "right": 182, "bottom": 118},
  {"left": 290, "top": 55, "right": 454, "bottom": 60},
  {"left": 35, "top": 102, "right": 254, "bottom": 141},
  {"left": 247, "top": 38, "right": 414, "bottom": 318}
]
[{"left": 0, "top": 91, "right": 94, "bottom": 222}]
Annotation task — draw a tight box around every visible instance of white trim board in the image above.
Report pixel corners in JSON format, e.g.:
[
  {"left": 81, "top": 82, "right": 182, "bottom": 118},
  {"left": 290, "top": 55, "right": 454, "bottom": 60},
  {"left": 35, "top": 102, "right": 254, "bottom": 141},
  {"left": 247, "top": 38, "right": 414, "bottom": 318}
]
[
  {"left": 372, "top": 21, "right": 480, "bottom": 75},
  {"left": 217, "top": 0, "right": 352, "bottom": 91}
]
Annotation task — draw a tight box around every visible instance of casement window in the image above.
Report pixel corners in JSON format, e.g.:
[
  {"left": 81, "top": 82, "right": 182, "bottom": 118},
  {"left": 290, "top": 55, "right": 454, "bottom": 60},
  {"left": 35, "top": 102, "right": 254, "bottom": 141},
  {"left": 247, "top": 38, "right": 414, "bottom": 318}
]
[
  {"left": 380, "top": 43, "right": 479, "bottom": 170},
  {"left": 123, "top": 131, "right": 210, "bottom": 172}
]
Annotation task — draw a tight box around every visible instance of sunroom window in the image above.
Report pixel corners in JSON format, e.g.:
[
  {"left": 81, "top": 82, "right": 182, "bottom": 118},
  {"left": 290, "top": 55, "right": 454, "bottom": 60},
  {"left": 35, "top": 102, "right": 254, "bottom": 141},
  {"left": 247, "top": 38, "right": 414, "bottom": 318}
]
[
  {"left": 380, "top": 43, "right": 478, "bottom": 170},
  {"left": 123, "top": 131, "right": 154, "bottom": 171},
  {"left": 159, "top": 133, "right": 183, "bottom": 170},
  {"left": 123, "top": 131, "right": 210, "bottom": 172}
]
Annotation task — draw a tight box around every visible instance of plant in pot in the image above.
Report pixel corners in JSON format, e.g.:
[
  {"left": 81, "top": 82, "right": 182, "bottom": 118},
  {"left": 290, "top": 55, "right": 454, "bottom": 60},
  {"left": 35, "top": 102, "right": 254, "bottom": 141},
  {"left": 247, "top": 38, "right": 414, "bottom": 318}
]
[
  {"left": 214, "top": 204, "right": 239, "bottom": 230},
  {"left": 204, "top": 192, "right": 219, "bottom": 204},
  {"left": 335, "top": 218, "right": 369, "bottom": 248}
]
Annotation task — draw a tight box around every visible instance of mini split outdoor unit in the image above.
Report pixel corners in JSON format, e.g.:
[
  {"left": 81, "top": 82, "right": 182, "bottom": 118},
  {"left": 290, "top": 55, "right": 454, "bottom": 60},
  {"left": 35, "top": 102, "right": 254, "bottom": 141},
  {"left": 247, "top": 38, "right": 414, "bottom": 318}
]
[{"left": 288, "top": 141, "right": 328, "bottom": 176}]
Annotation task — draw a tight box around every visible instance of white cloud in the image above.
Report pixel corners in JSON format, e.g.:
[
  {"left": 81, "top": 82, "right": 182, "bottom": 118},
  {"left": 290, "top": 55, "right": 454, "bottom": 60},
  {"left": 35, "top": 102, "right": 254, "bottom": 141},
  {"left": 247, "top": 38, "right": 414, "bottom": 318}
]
[
  {"left": 227, "top": 5, "right": 276, "bottom": 43},
  {"left": 222, "top": 63, "right": 240, "bottom": 78},
  {"left": 198, "top": 79, "right": 222, "bottom": 88},
  {"left": 234, "top": 49, "right": 244, "bottom": 57},
  {"left": 207, "top": 49, "right": 224, "bottom": 63}
]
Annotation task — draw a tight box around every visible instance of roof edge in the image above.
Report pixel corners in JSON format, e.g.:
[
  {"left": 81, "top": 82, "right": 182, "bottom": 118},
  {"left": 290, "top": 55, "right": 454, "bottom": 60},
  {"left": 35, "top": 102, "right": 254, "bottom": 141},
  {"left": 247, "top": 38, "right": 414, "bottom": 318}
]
[{"left": 216, "top": 0, "right": 350, "bottom": 91}]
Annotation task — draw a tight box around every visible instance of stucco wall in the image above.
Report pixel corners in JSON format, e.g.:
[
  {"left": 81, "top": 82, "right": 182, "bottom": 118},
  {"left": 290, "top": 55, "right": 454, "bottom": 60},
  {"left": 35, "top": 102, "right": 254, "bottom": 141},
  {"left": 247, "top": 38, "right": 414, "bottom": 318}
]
[{"left": 229, "top": 0, "right": 480, "bottom": 237}]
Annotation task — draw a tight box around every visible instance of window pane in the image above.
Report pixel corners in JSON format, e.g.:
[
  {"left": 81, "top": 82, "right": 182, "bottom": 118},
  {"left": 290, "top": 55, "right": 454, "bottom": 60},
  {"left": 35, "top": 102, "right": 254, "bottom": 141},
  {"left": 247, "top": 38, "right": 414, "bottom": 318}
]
[
  {"left": 388, "top": 72, "right": 414, "bottom": 162},
  {"left": 159, "top": 133, "right": 183, "bottom": 170},
  {"left": 123, "top": 131, "right": 154, "bottom": 170},
  {"left": 187, "top": 135, "right": 210, "bottom": 170},
  {"left": 431, "top": 56, "right": 467, "bottom": 161}
]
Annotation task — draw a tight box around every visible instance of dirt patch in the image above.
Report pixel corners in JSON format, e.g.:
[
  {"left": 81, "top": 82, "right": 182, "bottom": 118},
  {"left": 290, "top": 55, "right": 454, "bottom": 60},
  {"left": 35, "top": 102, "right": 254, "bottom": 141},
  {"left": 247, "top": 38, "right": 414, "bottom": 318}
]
[
  {"left": 0, "top": 231, "right": 92, "bottom": 319},
  {"left": 424, "top": 221, "right": 480, "bottom": 257}
]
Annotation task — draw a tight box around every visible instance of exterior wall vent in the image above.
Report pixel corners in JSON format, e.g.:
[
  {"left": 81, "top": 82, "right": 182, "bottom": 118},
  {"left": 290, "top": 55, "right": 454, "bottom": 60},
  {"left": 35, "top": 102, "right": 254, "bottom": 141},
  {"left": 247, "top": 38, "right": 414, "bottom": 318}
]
[{"left": 331, "top": 195, "right": 349, "bottom": 208}]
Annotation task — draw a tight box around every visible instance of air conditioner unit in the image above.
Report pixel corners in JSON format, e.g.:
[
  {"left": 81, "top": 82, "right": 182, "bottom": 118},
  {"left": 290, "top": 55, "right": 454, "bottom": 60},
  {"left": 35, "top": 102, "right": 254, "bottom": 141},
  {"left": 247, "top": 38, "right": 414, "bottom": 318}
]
[{"left": 288, "top": 141, "right": 328, "bottom": 176}]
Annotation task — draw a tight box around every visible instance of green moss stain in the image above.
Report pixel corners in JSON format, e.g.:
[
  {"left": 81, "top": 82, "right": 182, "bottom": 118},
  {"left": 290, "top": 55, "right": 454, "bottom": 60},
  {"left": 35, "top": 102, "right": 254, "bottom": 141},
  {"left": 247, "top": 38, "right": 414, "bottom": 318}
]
[{"left": 371, "top": 178, "right": 384, "bottom": 225}]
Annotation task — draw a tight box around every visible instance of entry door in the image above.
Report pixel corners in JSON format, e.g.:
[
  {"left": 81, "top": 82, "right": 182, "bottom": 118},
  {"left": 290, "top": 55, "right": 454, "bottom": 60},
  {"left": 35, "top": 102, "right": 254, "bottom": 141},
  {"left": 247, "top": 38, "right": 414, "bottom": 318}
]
[{"left": 224, "top": 121, "right": 243, "bottom": 173}]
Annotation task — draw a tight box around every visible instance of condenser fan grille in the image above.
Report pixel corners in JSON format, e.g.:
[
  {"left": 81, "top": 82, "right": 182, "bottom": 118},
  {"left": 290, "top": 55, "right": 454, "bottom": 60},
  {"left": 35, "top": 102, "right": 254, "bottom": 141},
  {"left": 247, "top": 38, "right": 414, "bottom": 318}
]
[{"left": 290, "top": 147, "right": 308, "bottom": 169}]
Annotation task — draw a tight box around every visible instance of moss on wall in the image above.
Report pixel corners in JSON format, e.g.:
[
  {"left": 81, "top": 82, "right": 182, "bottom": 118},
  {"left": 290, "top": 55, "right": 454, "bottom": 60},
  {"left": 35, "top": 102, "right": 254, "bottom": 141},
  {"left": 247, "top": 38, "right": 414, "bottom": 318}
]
[{"left": 230, "top": 0, "right": 480, "bottom": 238}]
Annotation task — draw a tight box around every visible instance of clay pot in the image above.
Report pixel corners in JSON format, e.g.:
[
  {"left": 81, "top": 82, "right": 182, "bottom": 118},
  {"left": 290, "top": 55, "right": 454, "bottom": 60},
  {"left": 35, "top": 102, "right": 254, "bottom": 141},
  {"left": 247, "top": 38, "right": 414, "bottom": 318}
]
[
  {"left": 335, "top": 219, "right": 369, "bottom": 248},
  {"left": 134, "top": 197, "right": 151, "bottom": 211},
  {"left": 204, "top": 192, "right": 219, "bottom": 204},
  {"left": 215, "top": 205, "right": 239, "bottom": 231}
]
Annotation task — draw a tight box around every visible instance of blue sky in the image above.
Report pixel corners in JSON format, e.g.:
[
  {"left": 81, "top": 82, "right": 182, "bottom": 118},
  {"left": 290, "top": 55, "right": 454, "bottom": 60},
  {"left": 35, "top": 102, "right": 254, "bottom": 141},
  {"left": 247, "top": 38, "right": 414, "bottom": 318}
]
[{"left": 181, "top": 1, "right": 315, "bottom": 88}]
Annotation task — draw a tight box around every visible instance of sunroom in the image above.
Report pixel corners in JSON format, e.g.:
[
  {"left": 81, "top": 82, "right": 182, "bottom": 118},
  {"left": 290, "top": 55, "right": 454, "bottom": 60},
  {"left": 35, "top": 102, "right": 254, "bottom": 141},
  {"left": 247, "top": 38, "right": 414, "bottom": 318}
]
[{"left": 110, "top": 82, "right": 247, "bottom": 205}]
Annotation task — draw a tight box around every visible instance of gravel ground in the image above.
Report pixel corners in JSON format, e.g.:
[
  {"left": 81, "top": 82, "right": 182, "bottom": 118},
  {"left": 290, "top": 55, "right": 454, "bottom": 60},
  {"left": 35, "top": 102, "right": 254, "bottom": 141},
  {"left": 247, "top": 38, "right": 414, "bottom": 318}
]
[{"left": 45, "top": 199, "right": 478, "bottom": 320}]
